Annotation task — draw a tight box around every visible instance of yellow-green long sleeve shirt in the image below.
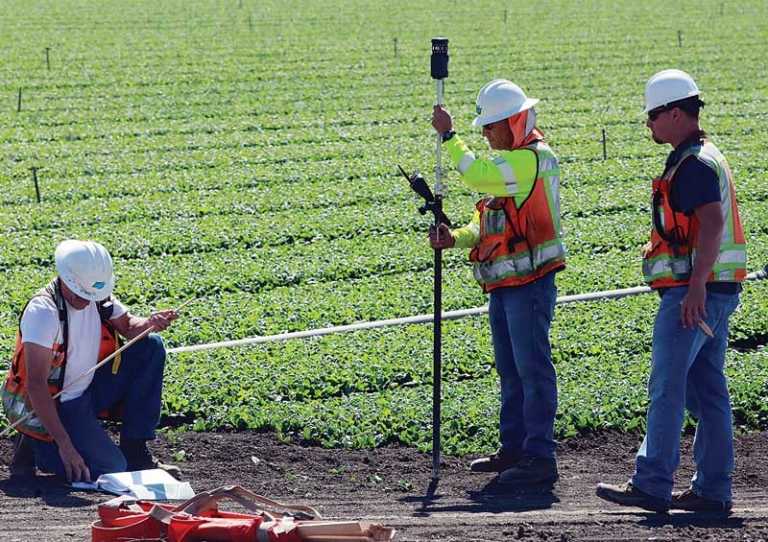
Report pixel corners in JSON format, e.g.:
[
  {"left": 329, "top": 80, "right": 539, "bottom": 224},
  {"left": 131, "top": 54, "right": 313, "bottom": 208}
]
[{"left": 444, "top": 134, "right": 545, "bottom": 248}]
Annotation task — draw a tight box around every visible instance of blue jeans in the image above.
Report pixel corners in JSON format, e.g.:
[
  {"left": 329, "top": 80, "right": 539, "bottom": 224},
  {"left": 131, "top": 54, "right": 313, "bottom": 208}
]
[
  {"left": 488, "top": 271, "right": 558, "bottom": 459},
  {"left": 33, "top": 334, "right": 166, "bottom": 479},
  {"left": 632, "top": 287, "right": 740, "bottom": 502}
]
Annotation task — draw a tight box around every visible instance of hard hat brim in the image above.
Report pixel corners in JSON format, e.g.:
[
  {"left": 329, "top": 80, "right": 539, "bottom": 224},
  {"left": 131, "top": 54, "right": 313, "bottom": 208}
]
[
  {"left": 643, "top": 89, "right": 701, "bottom": 113},
  {"left": 58, "top": 272, "right": 115, "bottom": 302},
  {"left": 472, "top": 98, "right": 539, "bottom": 127}
]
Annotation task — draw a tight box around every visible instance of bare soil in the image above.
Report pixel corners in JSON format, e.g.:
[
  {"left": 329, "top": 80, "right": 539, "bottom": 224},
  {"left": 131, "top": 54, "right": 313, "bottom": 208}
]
[{"left": 1, "top": 430, "right": 767, "bottom": 541}]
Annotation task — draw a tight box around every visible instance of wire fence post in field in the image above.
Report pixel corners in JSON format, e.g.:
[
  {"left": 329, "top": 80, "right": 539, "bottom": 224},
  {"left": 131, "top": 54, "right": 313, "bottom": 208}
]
[
  {"left": 602, "top": 128, "right": 607, "bottom": 160},
  {"left": 45, "top": 47, "right": 50, "bottom": 70},
  {"left": 30, "top": 167, "right": 41, "bottom": 203},
  {"left": 678, "top": 30, "right": 683, "bottom": 47},
  {"left": 17, "top": 88, "right": 22, "bottom": 112}
]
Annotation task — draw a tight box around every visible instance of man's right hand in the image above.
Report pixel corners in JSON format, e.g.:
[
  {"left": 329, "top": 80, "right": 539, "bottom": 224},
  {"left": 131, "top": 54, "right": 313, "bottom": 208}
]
[
  {"left": 24, "top": 342, "right": 91, "bottom": 482},
  {"left": 429, "top": 223, "right": 455, "bottom": 249},
  {"left": 432, "top": 105, "right": 453, "bottom": 134},
  {"left": 58, "top": 441, "right": 90, "bottom": 482}
]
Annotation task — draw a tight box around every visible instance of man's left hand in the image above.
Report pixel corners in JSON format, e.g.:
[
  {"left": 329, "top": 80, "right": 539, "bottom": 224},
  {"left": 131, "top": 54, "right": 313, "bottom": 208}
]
[
  {"left": 680, "top": 281, "right": 707, "bottom": 329},
  {"left": 148, "top": 309, "right": 178, "bottom": 331}
]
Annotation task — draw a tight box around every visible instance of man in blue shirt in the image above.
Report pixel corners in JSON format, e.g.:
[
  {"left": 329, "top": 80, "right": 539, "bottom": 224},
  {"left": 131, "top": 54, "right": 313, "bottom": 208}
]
[{"left": 596, "top": 70, "right": 746, "bottom": 514}]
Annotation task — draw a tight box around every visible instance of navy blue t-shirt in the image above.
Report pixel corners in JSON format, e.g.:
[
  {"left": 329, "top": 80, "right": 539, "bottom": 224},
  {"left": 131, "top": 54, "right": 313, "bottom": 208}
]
[
  {"left": 668, "top": 156, "right": 721, "bottom": 215},
  {"left": 661, "top": 135, "right": 741, "bottom": 295}
]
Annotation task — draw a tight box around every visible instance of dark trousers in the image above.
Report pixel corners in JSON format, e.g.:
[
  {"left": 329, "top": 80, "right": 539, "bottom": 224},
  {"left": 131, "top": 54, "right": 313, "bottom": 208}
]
[
  {"left": 32, "top": 334, "right": 166, "bottom": 479},
  {"left": 488, "top": 272, "right": 558, "bottom": 459}
]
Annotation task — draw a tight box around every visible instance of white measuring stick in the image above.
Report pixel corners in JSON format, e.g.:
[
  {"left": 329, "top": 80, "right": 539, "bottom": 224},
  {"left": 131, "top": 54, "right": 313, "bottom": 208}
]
[{"left": 434, "top": 79, "right": 445, "bottom": 196}]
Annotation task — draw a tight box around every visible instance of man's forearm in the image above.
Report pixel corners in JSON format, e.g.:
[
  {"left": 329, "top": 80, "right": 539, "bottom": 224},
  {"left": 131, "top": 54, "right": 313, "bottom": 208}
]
[
  {"left": 690, "top": 243, "right": 721, "bottom": 285},
  {"left": 26, "top": 381, "right": 72, "bottom": 447},
  {"left": 122, "top": 315, "right": 152, "bottom": 339}
]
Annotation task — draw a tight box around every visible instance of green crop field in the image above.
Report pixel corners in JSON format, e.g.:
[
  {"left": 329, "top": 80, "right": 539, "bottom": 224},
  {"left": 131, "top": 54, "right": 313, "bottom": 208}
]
[{"left": 1, "top": 0, "right": 767, "bottom": 455}]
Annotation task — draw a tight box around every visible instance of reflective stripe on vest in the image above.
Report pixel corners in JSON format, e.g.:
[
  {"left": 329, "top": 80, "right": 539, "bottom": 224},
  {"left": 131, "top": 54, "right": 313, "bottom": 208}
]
[
  {"left": 469, "top": 141, "right": 565, "bottom": 291},
  {"left": 473, "top": 239, "right": 566, "bottom": 283},
  {"left": 492, "top": 156, "right": 518, "bottom": 193},
  {"left": 2, "top": 335, "right": 68, "bottom": 442},
  {"left": 641, "top": 140, "right": 747, "bottom": 287}
]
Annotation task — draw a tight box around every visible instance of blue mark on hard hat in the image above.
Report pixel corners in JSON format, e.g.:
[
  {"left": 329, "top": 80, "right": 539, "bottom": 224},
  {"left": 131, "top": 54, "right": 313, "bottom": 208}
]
[{"left": 92, "top": 281, "right": 105, "bottom": 289}]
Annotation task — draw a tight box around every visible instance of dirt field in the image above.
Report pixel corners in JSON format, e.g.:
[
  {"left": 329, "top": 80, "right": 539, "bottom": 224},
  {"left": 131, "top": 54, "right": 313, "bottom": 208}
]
[{"left": 1, "top": 430, "right": 767, "bottom": 541}]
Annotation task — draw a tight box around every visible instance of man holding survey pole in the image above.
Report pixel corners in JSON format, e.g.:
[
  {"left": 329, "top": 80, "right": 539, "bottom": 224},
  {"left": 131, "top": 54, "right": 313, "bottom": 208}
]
[
  {"left": 2, "top": 240, "right": 179, "bottom": 482},
  {"left": 430, "top": 79, "right": 565, "bottom": 486}
]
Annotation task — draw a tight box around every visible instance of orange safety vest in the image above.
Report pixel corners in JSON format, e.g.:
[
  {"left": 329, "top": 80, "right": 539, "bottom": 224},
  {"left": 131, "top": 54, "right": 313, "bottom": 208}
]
[
  {"left": 2, "top": 279, "right": 120, "bottom": 442},
  {"left": 469, "top": 142, "right": 566, "bottom": 292},
  {"left": 642, "top": 140, "right": 747, "bottom": 288}
]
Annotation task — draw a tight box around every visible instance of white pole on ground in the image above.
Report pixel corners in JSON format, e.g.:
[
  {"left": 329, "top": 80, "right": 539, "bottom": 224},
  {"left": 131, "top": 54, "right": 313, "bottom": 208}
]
[{"left": 167, "top": 265, "right": 768, "bottom": 354}]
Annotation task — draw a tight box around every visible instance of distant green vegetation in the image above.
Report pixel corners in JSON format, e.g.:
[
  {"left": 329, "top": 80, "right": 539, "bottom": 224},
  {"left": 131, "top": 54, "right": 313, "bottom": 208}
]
[{"left": 1, "top": 0, "right": 767, "bottom": 453}]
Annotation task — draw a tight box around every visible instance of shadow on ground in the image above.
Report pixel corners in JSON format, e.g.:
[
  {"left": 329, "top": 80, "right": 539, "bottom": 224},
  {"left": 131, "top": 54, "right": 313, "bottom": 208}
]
[
  {"left": 401, "top": 476, "right": 559, "bottom": 516},
  {"left": 0, "top": 474, "right": 94, "bottom": 507},
  {"left": 635, "top": 510, "right": 745, "bottom": 529}
]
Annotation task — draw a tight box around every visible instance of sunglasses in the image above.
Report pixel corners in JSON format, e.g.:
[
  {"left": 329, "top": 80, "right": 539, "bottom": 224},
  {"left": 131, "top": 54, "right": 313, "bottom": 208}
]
[{"left": 647, "top": 105, "right": 673, "bottom": 121}]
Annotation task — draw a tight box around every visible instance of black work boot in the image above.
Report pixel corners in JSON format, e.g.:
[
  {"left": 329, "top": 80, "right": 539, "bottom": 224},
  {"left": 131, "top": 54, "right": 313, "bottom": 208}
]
[
  {"left": 469, "top": 449, "right": 522, "bottom": 473},
  {"left": 120, "top": 438, "right": 182, "bottom": 480},
  {"left": 498, "top": 455, "right": 559, "bottom": 486},
  {"left": 9, "top": 433, "right": 36, "bottom": 479}
]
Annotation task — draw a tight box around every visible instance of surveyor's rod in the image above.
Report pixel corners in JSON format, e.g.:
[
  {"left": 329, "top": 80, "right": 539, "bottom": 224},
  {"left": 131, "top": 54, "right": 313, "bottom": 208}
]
[
  {"left": 1, "top": 298, "right": 194, "bottom": 438},
  {"left": 432, "top": 196, "right": 443, "bottom": 480},
  {"left": 430, "top": 37, "right": 449, "bottom": 480}
]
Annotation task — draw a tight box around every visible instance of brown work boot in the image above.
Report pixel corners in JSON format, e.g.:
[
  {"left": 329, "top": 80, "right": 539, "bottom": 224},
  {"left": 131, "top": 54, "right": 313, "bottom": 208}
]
[
  {"left": 120, "top": 438, "right": 182, "bottom": 480},
  {"left": 469, "top": 449, "right": 521, "bottom": 473},
  {"left": 596, "top": 481, "right": 669, "bottom": 513},
  {"left": 9, "top": 433, "right": 36, "bottom": 478},
  {"left": 671, "top": 488, "right": 732, "bottom": 515}
]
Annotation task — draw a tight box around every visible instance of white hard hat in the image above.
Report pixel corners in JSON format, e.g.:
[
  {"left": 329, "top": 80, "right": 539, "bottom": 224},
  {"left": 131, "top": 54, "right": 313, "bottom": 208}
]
[
  {"left": 644, "top": 69, "right": 700, "bottom": 113},
  {"left": 472, "top": 79, "right": 539, "bottom": 127},
  {"left": 54, "top": 240, "right": 115, "bottom": 302}
]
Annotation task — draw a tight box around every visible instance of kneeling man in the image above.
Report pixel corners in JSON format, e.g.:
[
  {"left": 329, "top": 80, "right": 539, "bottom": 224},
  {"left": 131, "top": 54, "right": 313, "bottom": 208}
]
[{"left": 3, "top": 240, "right": 180, "bottom": 482}]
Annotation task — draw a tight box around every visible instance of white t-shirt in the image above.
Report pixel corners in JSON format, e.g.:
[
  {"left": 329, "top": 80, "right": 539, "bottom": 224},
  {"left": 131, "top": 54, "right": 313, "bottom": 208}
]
[{"left": 20, "top": 295, "right": 127, "bottom": 402}]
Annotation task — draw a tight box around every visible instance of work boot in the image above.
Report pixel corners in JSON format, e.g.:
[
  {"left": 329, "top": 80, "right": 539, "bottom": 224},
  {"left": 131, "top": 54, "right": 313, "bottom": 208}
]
[
  {"left": 469, "top": 449, "right": 522, "bottom": 473},
  {"left": 671, "top": 488, "right": 732, "bottom": 515},
  {"left": 498, "top": 456, "right": 559, "bottom": 486},
  {"left": 120, "top": 438, "right": 182, "bottom": 480},
  {"left": 596, "top": 481, "right": 669, "bottom": 513},
  {"left": 9, "top": 433, "right": 36, "bottom": 478}
]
